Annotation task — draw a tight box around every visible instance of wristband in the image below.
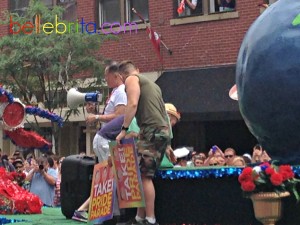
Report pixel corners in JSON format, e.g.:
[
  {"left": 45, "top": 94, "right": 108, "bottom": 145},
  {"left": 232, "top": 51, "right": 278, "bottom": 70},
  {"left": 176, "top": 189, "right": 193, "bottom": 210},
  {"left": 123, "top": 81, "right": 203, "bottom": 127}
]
[
  {"left": 95, "top": 115, "right": 99, "bottom": 120},
  {"left": 121, "top": 126, "right": 129, "bottom": 131}
]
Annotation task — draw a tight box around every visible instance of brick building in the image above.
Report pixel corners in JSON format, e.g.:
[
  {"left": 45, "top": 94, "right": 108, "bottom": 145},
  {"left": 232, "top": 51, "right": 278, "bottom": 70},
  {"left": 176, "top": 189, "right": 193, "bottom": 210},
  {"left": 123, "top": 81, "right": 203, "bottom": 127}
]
[{"left": 0, "top": 0, "right": 271, "bottom": 155}]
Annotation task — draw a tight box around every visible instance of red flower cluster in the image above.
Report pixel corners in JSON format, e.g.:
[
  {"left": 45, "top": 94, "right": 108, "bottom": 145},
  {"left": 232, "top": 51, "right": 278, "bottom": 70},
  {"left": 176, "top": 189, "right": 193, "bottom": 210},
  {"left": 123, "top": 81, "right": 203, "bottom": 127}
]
[
  {"left": 0, "top": 168, "right": 43, "bottom": 214},
  {"left": 10, "top": 171, "right": 26, "bottom": 187},
  {"left": 238, "top": 162, "right": 299, "bottom": 199}
]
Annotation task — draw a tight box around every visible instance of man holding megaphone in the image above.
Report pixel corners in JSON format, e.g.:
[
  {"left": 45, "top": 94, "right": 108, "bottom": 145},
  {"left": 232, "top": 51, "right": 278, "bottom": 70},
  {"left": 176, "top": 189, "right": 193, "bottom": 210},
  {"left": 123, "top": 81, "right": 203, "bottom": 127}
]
[{"left": 72, "top": 62, "right": 127, "bottom": 222}]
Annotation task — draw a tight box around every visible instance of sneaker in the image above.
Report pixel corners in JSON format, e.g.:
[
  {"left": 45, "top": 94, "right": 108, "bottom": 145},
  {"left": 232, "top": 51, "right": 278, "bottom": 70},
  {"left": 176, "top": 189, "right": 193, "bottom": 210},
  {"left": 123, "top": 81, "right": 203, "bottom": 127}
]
[
  {"left": 140, "top": 220, "right": 159, "bottom": 225},
  {"left": 125, "top": 218, "right": 143, "bottom": 225},
  {"left": 72, "top": 210, "right": 88, "bottom": 223}
]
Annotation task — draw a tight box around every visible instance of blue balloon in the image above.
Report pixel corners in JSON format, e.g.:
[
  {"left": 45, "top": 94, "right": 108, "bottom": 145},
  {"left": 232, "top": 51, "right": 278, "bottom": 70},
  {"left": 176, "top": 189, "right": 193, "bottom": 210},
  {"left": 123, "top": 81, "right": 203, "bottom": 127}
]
[{"left": 236, "top": 0, "right": 300, "bottom": 164}]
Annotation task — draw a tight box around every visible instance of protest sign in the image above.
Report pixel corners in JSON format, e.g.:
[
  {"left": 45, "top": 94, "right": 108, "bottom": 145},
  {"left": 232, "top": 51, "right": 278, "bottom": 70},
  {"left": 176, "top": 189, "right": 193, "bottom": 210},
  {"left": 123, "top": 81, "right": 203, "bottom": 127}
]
[
  {"left": 109, "top": 138, "right": 145, "bottom": 208},
  {"left": 88, "top": 161, "right": 115, "bottom": 224}
]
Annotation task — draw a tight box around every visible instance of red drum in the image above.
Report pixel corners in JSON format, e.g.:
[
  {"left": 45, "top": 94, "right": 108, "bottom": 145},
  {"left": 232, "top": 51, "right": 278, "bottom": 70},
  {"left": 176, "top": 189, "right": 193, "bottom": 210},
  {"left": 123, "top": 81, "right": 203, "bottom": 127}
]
[{"left": 1, "top": 102, "right": 25, "bottom": 130}]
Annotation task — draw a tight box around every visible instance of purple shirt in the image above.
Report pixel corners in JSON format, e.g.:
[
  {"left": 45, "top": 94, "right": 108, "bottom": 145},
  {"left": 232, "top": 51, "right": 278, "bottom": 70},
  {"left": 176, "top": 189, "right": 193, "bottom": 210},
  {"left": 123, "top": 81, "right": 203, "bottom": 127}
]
[{"left": 97, "top": 115, "right": 124, "bottom": 140}]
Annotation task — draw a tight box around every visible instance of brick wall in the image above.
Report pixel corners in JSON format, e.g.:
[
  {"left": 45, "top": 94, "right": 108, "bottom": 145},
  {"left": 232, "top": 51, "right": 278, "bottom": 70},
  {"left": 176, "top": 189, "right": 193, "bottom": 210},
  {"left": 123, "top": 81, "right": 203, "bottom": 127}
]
[
  {"left": 0, "top": 0, "right": 261, "bottom": 72},
  {"left": 0, "top": 0, "right": 8, "bottom": 37},
  {"left": 77, "top": 0, "right": 261, "bottom": 73}
]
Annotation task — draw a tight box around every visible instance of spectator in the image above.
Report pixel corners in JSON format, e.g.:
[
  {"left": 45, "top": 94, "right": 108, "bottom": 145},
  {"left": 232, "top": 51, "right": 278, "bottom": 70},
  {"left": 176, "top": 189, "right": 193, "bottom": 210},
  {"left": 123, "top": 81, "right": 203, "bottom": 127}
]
[
  {"left": 12, "top": 158, "right": 26, "bottom": 187},
  {"left": 231, "top": 156, "right": 246, "bottom": 167},
  {"left": 164, "top": 103, "right": 181, "bottom": 165},
  {"left": 26, "top": 156, "right": 58, "bottom": 207},
  {"left": 185, "top": 0, "right": 202, "bottom": 14},
  {"left": 208, "top": 157, "right": 219, "bottom": 166},
  {"left": 193, "top": 155, "right": 205, "bottom": 167},
  {"left": 242, "top": 153, "right": 252, "bottom": 165},
  {"left": 218, "top": 0, "right": 235, "bottom": 11},
  {"left": 53, "top": 156, "right": 64, "bottom": 207},
  {"left": 178, "top": 0, "right": 202, "bottom": 16},
  {"left": 224, "top": 148, "right": 236, "bottom": 166},
  {"left": 173, "top": 147, "right": 190, "bottom": 167},
  {"left": 0, "top": 150, "right": 15, "bottom": 172},
  {"left": 204, "top": 145, "right": 225, "bottom": 166},
  {"left": 252, "top": 144, "right": 263, "bottom": 163}
]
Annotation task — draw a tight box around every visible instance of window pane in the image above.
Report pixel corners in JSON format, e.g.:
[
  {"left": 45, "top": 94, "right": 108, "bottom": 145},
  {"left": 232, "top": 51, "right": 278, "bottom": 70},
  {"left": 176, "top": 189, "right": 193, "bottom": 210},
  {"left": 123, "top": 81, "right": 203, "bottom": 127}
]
[
  {"left": 42, "top": 0, "right": 53, "bottom": 7},
  {"left": 219, "top": 0, "right": 236, "bottom": 12},
  {"left": 10, "top": 0, "right": 30, "bottom": 15},
  {"left": 128, "top": 0, "right": 148, "bottom": 22},
  {"left": 60, "top": 1, "right": 77, "bottom": 21},
  {"left": 99, "top": 0, "right": 121, "bottom": 24}
]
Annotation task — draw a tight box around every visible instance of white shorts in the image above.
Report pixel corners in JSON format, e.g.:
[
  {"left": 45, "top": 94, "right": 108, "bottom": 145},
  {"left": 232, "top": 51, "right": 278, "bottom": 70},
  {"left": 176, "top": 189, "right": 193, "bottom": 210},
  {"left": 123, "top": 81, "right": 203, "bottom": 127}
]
[{"left": 93, "top": 133, "right": 110, "bottom": 163}]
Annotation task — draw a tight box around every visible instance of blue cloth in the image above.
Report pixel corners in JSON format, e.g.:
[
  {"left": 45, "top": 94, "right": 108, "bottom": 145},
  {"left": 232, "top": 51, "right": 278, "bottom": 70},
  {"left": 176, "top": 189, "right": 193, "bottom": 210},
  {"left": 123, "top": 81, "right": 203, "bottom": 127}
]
[
  {"left": 97, "top": 115, "right": 124, "bottom": 140},
  {"left": 29, "top": 168, "right": 58, "bottom": 206}
]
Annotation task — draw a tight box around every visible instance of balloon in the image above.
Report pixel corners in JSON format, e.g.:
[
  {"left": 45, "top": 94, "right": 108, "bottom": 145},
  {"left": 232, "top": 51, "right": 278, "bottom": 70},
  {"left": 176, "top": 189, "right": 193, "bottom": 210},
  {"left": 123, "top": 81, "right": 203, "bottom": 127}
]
[{"left": 236, "top": 0, "right": 300, "bottom": 164}]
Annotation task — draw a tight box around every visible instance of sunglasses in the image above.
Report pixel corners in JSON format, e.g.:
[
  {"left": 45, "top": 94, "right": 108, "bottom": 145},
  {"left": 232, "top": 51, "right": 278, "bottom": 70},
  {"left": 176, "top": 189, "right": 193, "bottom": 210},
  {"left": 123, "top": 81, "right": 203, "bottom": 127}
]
[
  {"left": 15, "top": 166, "right": 23, "bottom": 169},
  {"left": 209, "top": 163, "right": 218, "bottom": 166},
  {"left": 225, "top": 155, "right": 234, "bottom": 158}
]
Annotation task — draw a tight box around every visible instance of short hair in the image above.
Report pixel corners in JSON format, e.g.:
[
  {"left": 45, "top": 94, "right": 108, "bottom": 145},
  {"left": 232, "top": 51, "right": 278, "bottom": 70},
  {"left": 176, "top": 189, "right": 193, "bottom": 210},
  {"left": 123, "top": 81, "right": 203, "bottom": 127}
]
[
  {"left": 254, "top": 144, "right": 262, "bottom": 150},
  {"left": 118, "top": 60, "right": 137, "bottom": 76},
  {"left": 224, "top": 148, "right": 236, "bottom": 155},
  {"left": 105, "top": 61, "right": 119, "bottom": 74}
]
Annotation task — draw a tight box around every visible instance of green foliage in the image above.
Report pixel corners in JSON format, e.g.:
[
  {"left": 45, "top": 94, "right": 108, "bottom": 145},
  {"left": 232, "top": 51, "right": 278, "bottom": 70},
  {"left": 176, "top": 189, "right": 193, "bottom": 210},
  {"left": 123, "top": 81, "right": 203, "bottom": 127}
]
[
  {"left": 0, "top": 0, "right": 117, "bottom": 152},
  {"left": 0, "top": 0, "right": 115, "bottom": 108}
]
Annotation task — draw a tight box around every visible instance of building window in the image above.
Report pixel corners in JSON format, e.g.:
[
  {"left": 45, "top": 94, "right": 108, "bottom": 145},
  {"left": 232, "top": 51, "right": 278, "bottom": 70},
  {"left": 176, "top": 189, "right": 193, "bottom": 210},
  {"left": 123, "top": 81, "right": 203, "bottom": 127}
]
[
  {"left": 98, "top": 0, "right": 121, "bottom": 24},
  {"left": 10, "top": 0, "right": 75, "bottom": 21},
  {"left": 57, "top": 0, "right": 77, "bottom": 21},
  {"left": 98, "top": 0, "right": 148, "bottom": 27},
  {"left": 176, "top": 0, "right": 236, "bottom": 18},
  {"left": 126, "top": 0, "right": 149, "bottom": 23},
  {"left": 9, "top": 0, "right": 30, "bottom": 16}
]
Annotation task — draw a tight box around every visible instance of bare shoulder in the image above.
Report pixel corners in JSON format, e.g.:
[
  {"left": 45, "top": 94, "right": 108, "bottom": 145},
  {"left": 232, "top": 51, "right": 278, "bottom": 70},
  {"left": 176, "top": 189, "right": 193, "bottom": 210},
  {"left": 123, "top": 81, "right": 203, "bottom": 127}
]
[{"left": 125, "top": 75, "right": 139, "bottom": 85}]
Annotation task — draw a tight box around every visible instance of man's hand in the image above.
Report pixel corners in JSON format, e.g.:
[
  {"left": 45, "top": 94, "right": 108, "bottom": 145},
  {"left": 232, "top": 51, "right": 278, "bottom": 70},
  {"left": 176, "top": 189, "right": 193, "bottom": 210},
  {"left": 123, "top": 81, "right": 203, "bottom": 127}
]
[
  {"left": 86, "top": 114, "right": 98, "bottom": 125},
  {"left": 116, "top": 130, "right": 127, "bottom": 144},
  {"left": 165, "top": 146, "right": 177, "bottom": 163},
  {"left": 107, "top": 156, "right": 113, "bottom": 167}
]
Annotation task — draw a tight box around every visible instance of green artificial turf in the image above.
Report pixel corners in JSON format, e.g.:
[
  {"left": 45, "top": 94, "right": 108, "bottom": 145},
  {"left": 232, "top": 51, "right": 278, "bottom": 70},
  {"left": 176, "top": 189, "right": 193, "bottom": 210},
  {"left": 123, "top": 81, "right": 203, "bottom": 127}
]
[{"left": 3, "top": 207, "right": 84, "bottom": 225}]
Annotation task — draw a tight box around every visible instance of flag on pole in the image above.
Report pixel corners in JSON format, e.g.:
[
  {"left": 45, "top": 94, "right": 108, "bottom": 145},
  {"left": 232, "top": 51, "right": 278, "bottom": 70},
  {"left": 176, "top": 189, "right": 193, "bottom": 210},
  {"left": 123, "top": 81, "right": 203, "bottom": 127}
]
[
  {"left": 132, "top": 8, "right": 163, "bottom": 63},
  {"left": 146, "top": 27, "right": 163, "bottom": 63}
]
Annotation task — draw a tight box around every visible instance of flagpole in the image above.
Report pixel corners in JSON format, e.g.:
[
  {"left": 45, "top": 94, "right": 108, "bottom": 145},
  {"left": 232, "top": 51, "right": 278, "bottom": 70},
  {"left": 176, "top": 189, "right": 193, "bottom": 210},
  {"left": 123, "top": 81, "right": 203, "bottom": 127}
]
[{"left": 132, "top": 8, "right": 172, "bottom": 55}]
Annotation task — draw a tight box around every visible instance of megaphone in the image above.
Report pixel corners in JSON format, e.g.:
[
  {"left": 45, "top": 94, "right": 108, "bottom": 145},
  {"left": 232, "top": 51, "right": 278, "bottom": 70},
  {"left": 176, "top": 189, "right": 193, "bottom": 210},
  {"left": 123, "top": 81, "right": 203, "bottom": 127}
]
[{"left": 67, "top": 88, "right": 103, "bottom": 109}]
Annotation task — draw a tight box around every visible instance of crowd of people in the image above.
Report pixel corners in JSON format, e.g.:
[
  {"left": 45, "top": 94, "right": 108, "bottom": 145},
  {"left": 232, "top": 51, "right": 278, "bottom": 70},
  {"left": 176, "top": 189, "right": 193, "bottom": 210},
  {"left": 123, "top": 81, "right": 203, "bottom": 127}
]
[
  {"left": 172, "top": 144, "right": 272, "bottom": 168},
  {"left": 0, "top": 148, "right": 64, "bottom": 208}
]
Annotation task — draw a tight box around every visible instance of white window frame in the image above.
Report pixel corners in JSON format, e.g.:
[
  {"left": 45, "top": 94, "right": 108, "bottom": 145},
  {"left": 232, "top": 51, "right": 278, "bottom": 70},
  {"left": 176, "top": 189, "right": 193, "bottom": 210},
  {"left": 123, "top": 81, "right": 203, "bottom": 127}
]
[
  {"left": 125, "top": 0, "right": 149, "bottom": 23},
  {"left": 98, "top": 0, "right": 149, "bottom": 28}
]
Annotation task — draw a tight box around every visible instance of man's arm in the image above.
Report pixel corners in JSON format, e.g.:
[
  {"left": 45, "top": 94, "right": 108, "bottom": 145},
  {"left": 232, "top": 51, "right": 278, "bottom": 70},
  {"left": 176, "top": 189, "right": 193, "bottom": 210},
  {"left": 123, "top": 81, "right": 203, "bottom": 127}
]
[
  {"left": 186, "top": 0, "right": 197, "bottom": 10},
  {"left": 123, "top": 76, "right": 140, "bottom": 127},
  {"left": 98, "top": 105, "right": 126, "bottom": 122},
  {"left": 116, "top": 76, "right": 140, "bottom": 143},
  {"left": 86, "top": 103, "right": 126, "bottom": 124}
]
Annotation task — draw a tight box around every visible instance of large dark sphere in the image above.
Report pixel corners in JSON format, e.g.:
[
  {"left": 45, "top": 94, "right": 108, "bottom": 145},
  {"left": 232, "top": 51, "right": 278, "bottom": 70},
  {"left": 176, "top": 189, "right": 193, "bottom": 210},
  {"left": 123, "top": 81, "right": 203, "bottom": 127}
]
[{"left": 236, "top": 0, "right": 300, "bottom": 164}]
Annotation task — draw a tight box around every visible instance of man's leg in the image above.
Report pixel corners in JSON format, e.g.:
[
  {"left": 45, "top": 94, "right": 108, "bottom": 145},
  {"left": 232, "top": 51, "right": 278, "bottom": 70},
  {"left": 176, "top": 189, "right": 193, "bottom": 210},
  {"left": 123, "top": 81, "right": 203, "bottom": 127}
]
[
  {"left": 141, "top": 176, "right": 155, "bottom": 218},
  {"left": 78, "top": 197, "right": 90, "bottom": 211}
]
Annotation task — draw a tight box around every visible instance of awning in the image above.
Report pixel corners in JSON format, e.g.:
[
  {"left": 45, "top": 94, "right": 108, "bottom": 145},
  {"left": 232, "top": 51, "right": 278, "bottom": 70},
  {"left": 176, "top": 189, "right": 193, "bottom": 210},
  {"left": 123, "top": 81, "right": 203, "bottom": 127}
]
[{"left": 155, "top": 65, "right": 242, "bottom": 121}]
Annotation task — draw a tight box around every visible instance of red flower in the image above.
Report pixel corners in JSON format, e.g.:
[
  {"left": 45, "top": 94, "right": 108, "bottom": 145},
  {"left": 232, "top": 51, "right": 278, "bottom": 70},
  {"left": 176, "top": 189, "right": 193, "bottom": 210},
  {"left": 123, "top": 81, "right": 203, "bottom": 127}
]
[
  {"left": 265, "top": 167, "right": 275, "bottom": 175},
  {"left": 241, "top": 181, "right": 256, "bottom": 192},
  {"left": 279, "top": 165, "right": 294, "bottom": 181},
  {"left": 238, "top": 167, "right": 253, "bottom": 183},
  {"left": 270, "top": 173, "right": 283, "bottom": 186}
]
